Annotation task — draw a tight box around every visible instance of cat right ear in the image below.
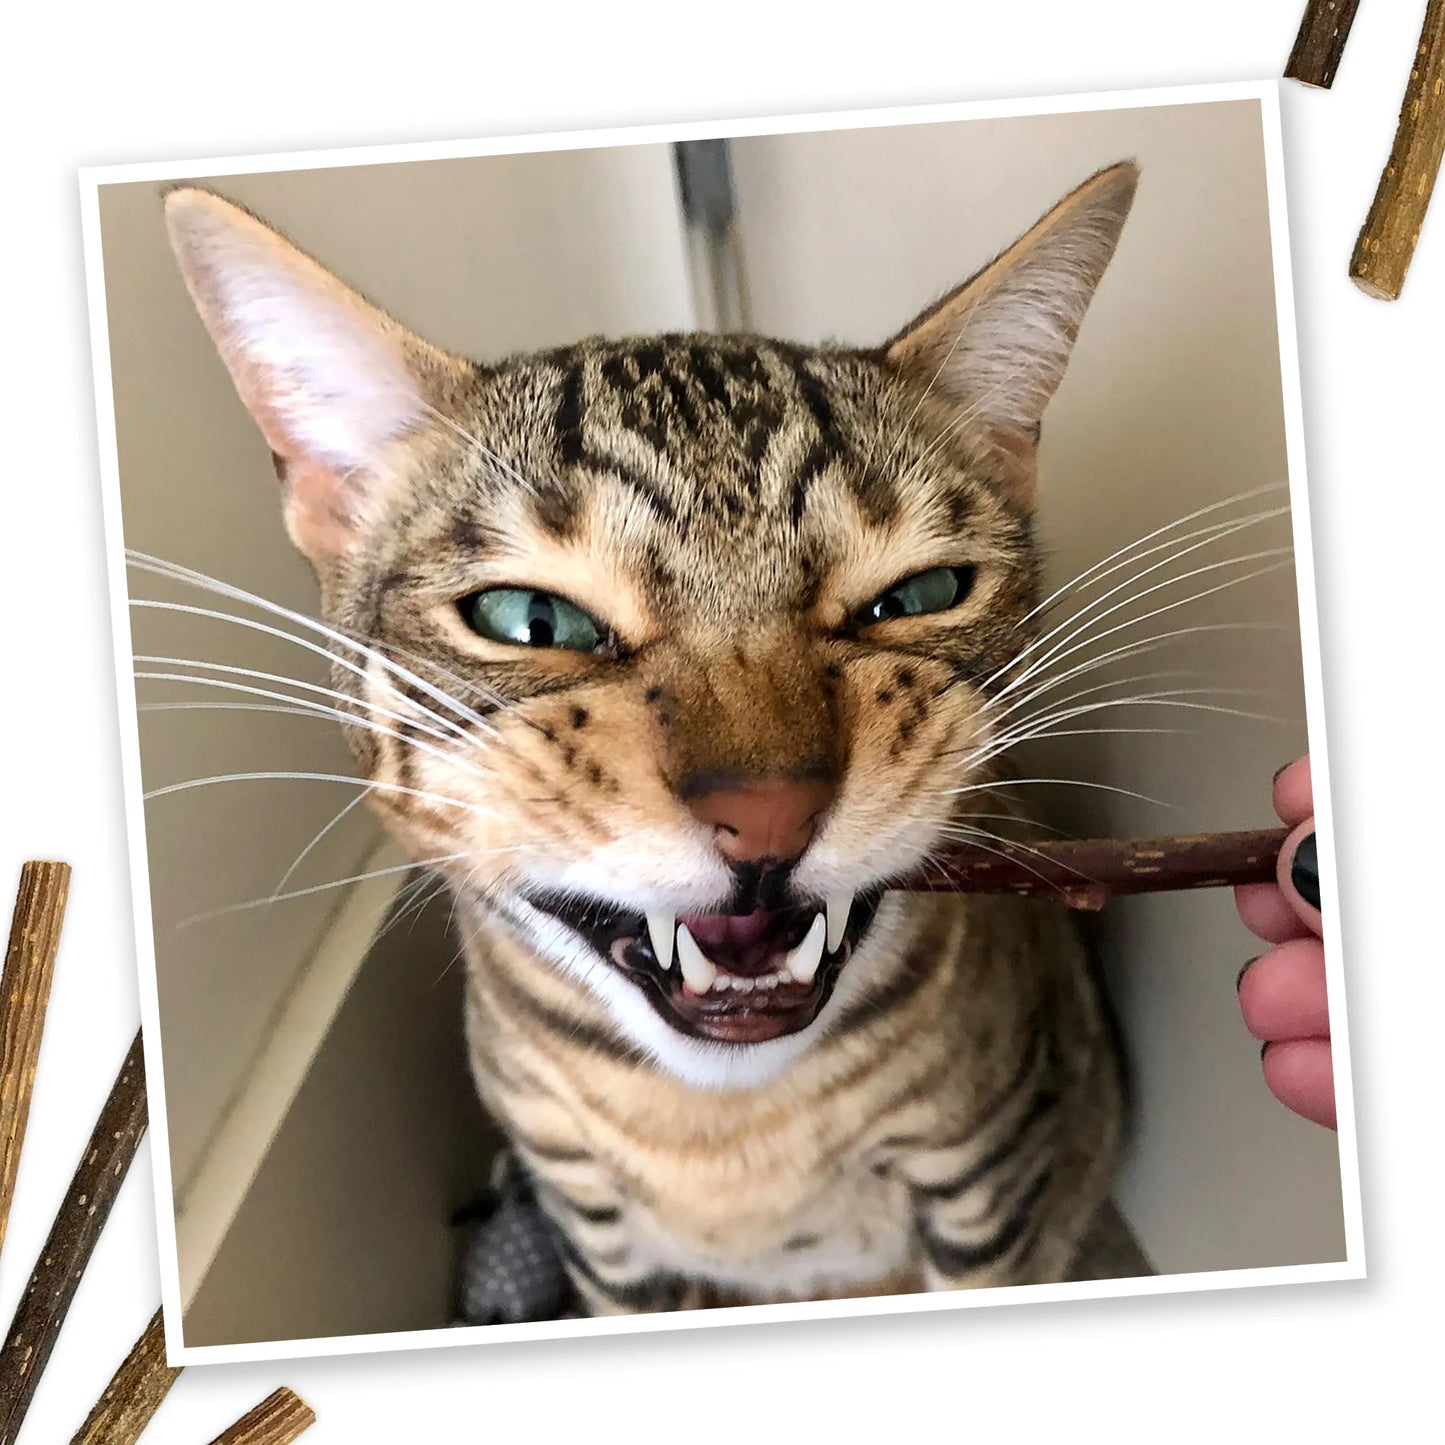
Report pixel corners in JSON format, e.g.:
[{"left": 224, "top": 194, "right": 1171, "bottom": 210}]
[
  {"left": 885, "top": 161, "right": 1139, "bottom": 507},
  {"left": 163, "top": 188, "right": 468, "bottom": 563}
]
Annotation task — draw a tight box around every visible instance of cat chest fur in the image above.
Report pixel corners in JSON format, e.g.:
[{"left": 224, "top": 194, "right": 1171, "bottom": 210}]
[
  {"left": 459, "top": 892, "right": 1113, "bottom": 1307},
  {"left": 462, "top": 933, "right": 931, "bottom": 1300}
]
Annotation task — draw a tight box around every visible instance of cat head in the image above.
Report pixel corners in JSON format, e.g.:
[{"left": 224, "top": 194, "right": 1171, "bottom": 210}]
[{"left": 163, "top": 159, "right": 1137, "bottom": 1086}]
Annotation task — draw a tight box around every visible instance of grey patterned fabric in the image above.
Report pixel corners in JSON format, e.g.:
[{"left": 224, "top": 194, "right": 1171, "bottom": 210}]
[
  {"left": 452, "top": 1158, "right": 1153, "bottom": 1324},
  {"left": 454, "top": 1153, "right": 576, "bottom": 1326}
]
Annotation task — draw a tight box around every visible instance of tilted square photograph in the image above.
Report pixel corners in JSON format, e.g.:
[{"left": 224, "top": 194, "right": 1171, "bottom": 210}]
[{"left": 81, "top": 81, "right": 1358, "bottom": 1360}]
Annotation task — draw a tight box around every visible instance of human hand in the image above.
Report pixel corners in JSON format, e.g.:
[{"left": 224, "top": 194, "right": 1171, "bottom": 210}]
[{"left": 1232, "top": 755, "right": 1334, "bottom": 1129}]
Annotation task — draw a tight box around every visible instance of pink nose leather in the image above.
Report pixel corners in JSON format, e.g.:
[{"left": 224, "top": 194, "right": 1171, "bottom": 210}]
[{"left": 686, "top": 778, "right": 836, "bottom": 863}]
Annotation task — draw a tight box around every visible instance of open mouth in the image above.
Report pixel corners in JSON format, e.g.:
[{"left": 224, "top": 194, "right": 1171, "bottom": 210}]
[{"left": 526, "top": 889, "right": 883, "bottom": 1044}]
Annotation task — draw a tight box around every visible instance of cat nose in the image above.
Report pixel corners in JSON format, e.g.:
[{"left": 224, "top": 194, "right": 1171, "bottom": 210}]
[{"left": 682, "top": 775, "right": 837, "bottom": 864}]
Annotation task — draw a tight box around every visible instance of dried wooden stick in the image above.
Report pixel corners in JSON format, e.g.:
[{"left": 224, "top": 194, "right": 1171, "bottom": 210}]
[
  {"left": 1351, "top": 0, "right": 1445, "bottom": 298},
  {"left": 1285, "top": 0, "right": 1361, "bottom": 88},
  {"left": 898, "top": 827, "right": 1289, "bottom": 911},
  {"left": 0, "top": 861, "right": 70, "bottom": 1260},
  {"left": 205, "top": 1388, "right": 315, "bottom": 1445},
  {"left": 70, "top": 1308, "right": 182, "bottom": 1445},
  {"left": 0, "top": 1031, "right": 148, "bottom": 1445}
]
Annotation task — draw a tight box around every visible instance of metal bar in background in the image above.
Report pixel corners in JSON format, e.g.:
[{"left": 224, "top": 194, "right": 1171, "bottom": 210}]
[{"left": 674, "top": 139, "right": 751, "bottom": 332}]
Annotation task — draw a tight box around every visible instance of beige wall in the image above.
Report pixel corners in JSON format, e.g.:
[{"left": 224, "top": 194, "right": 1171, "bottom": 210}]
[
  {"left": 99, "top": 148, "right": 696, "bottom": 1191},
  {"left": 183, "top": 891, "right": 491, "bottom": 1345},
  {"left": 731, "top": 98, "right": 1342, "bottom": 1271}
]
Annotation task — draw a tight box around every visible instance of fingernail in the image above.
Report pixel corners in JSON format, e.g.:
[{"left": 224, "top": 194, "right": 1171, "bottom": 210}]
[
  {"left": 1273, "top": 763, "right": 1290, "bottom": 784},
  {"left": 1290, "top": 832, "right": 1320, "bottom": 911},
  {"left": 1260, "top": 1041, "right": 1272, "bottom": 1063},
  {"left": 1236, "top": 956, "right": 1260, "bottom": 992}
]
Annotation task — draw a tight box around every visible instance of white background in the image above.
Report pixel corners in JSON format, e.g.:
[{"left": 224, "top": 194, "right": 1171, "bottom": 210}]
[{"left": 0, "top": 1, "right": 1433, "bottom": 1438}]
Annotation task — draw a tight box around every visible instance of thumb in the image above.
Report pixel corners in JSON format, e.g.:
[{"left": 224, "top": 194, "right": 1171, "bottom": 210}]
[{"left": 1277, "top": 820, "right": 1322, "bottom": 937}]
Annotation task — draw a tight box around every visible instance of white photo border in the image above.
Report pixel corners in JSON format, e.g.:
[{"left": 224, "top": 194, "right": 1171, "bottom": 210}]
[{"left": 77, "top": 76, "right": 1363, "bottom": 1368}]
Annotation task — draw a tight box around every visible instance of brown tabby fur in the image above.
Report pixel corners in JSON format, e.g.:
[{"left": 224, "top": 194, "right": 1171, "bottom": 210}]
[{"left": 162, "top": 157, "right": 1146, "bottom": 1315}]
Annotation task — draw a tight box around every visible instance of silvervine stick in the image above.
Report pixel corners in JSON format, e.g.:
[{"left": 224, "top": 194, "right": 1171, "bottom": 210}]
[
  {"left": 206, "top": 1388, "right": 315, "bottom": 1445},
  {"left": 1351, "top": 0, "right": 1445, "bottom": 298},
  {"left": 70, "top": 1308, "right": 182, "bottom": 1445},
  {"left": 0, "top": 861, "right": 70, "bottom": 1262},
  {"left": 1285, "top": 0, "right": 1362, "bottom": 88},
  {"left": 898, "top": 827, "right": 1290, "bottom": 910},
  {"left": 0, "top": 1031, "right": 148, "bottom": 1445}
]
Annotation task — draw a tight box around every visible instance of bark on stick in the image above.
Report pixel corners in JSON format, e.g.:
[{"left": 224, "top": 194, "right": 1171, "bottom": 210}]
[
  {"left": 1351, "top": 0, "right": 1445, "bottom": 298},
  {"left": 0, "top": 861, "right": 70, "bottom": 1261},
  {"left": 205, "top": 1389, "right": 315, "bottom": 1445},
  {"left": 0, "top": 1032, "right": 148, "bottom": 1445},
  {"left": 70, "top": 1308, "right": 182, "bottom": 1445},
  {"left": 899, "top": 827, "right": 1289, "bottom": 910},
  {"left": 1285, "top": 0, "right": 1361, "bottom": 88}
]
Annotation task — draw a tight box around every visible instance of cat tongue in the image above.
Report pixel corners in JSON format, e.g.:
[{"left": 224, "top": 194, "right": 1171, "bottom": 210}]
[{"left": 681, "top": 909, "right": 776, "bottom": 951}]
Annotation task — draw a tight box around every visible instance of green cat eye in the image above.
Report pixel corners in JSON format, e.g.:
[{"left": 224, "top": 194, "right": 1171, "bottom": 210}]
[
  {"left": 857, "top": 566, "right": 975, "bottom": 625},
  {"left": 462, "top": 588, "right": 607, "bottom": 653}
]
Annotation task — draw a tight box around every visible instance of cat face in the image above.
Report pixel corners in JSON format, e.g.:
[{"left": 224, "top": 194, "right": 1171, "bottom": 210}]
[{"left": 163, "top": 160, "right": 1137, "bottom": 1085}]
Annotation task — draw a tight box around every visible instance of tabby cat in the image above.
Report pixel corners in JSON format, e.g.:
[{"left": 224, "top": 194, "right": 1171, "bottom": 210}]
[{"left": 161, "top": 158, "right": 1146, "bottom": 1316}]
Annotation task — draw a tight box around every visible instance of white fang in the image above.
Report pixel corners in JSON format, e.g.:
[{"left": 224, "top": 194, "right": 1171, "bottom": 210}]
[
  {"left": 675, "top": 924, "right": 718, "bottom": 994},
  {"left": 785, "top": 914, "right": 827, "bottom": 986},
  {"left": 646, "top": 910, "right": 676, "bottom": 971}
]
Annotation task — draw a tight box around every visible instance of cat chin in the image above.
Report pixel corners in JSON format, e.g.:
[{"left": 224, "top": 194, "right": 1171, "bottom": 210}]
[{"left": 495, "top": 895, "right": 909, "bottom": 1091}]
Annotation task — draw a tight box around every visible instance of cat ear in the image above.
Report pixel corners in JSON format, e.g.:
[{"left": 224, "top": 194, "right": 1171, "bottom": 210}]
[
  {"left": 885, "top": 161, "right": 1139, "bottom": 505},
  {"left": 163, "top": 187, "right": 468, "bottom": 562}
]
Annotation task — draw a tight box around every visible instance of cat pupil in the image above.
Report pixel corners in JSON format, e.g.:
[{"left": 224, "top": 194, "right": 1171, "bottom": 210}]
[
  {"left": 864, "top": 566, "right": 972, "bottom": 626},
  {"left": 525, "top": 594, "right": 556, "bottom": 648}
]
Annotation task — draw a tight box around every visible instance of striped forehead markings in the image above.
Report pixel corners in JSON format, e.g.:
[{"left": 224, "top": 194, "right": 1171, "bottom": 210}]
[{"left": 543, "top": 339, "right": 861, "bottom": 527}]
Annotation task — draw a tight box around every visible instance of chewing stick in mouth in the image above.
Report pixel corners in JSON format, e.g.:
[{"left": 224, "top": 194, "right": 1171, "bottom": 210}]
[{"left": 900, "top": 827, "right": 1290, "bottom": 911}]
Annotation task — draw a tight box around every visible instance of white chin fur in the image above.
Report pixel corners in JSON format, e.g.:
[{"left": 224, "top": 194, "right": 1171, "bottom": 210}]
[{"left": 477, "top": 895, "right": 907, "bottom": 1091}]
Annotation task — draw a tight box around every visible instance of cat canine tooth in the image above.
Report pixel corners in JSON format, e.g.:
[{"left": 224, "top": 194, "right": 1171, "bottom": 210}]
[
  {"left": 646, "top": 910, "right": 676, "bottom": 971},
  {"left": 675, "top": 925, "right": 717, "bottom": 995},
  {"left": 825, "top": 891, "right": 854, "bottom": 954},
  {"left": 784, "top": 914, "right": 827, "bottom": 986}
]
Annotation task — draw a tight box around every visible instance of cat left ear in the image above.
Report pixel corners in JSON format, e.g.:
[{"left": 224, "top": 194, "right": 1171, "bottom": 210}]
[
  {"left": 163, "top": 187, "right": 469, "bottom": 563},
  {"left": 885, "top": 161, "right": 1139, "bottom": 506}
]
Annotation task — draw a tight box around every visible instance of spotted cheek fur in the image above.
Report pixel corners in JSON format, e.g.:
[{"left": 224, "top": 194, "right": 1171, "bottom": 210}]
[
  {"left": 810, "top": 657, "right": 979, "bottom": 879},
  {"left": 428, "top": 693, "right": 701, "bottom": 892}
]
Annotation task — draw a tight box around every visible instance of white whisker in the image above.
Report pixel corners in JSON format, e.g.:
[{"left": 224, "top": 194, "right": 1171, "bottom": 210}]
[
  {"left": 128, "top": 552, "right": 494, "bottom": 737},
  {"left": 419, "top": 400, "right": 543, "bottom": 502},
  {"left": 942, "top": 775, "right": 1173, "bottom": 809},
  {"left": 1017, "top": 483, "right": 1289, "bottom": 630},
  {"left": 177, "top": 852, "right": 474, "bottom": 926},
  {"left": 987, "top": 531, "right": 1292, "bottom": 699},
  {"left": 271, "top": 794, "right": 370, "bottom": 901},
  {"left": 990, "top": 554, "right": 1294, "bottom": 705},
  {"left": 930, "top": 823, "right": 1082, "bottom": 901},
  {"left": 135, "top": 672, "right": 489, "bottom": 779},
  {"left": 135, "top": 654, "right": 466, "bottom": 746},
  {"left": 143, "top": 770, "right": 498, "bottom": 820}
]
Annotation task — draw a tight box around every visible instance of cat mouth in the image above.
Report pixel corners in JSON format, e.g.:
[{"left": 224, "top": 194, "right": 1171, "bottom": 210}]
[{"left": 527, "top": 890, "right": 883, "bottom": 1044}]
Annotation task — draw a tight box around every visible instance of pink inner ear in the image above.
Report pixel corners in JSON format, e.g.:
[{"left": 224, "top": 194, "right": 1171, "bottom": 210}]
[
  {"left": 986, "top": 432, "right": 1040, "bottom": 511},
  {"left": 233, "top": 361, "right": 304, "bottom": 462},
  {"left": 281, "top": 455, "right": 364, "bottom": 559},
  {"left": 231, "top": 361, "right": 365, "bottom": 558}
]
